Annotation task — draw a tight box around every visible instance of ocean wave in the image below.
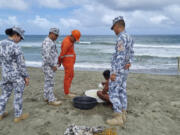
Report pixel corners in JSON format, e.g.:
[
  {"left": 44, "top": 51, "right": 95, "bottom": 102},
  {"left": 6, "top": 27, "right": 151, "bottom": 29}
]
[
  {"left": 135, "top": 44, "right": 180, "bottom": 49},
  {"left": 135, "top": 54, "right": 180, "bottom": 58},
  {"left": 25, "top": 61, "right": 177, "bottom": 71},
  {"left": 78, "top": 41, "right": 92, "bottom": 45},
  {"left": 91, "top": 41, "right": 115, "bottom": 45},
  {"left": 20, "top": 42, "right": 42, "bottom": 48},
  {"left": 19, "top": 40, "right": 180, "bottom": 50},
  {"left": 25, "top": 61, "right": 111, "bottom": 69},
  {"left": 26, "top": 61, "right": 42, "bottom": 67},
  {"left": 77, "top": 41, "right": 180, "bottom": 49},
  {"left": 76, "top": 41, "right": 115, "bottom": 45}
]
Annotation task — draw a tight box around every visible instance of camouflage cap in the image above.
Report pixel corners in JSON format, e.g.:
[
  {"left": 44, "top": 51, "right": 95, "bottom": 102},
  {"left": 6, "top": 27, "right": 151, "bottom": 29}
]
[
  {"left": 12, "top": 26, "right": 25, "bottom": 40},
  {"left": 111, "top": 16, "right": 124, "bottom": 30},
  {"left": 49, "top": 28, "right": 59, "bottom": 35}
]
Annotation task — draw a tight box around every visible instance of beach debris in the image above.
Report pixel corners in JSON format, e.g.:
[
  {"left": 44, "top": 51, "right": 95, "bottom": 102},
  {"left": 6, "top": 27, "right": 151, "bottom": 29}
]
[
  {"left": 95, "top": 128, "right": 118, "bottom": 135},
  {"left": 170, "top": 101, "right": 180, "bottom": 108},
  {"left": 64, "top": 124, "right": 105, "bottom": 135}
]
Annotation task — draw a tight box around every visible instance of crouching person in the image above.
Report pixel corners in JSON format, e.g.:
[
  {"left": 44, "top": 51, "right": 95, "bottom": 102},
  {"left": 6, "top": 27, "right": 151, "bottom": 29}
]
[
  {"left": 97, "top": 70, "right": 111, "bottom": 104},
  {"left": 42, "top": 28, "right": 62, "bottom": 106},
  {"left": 0, "top": 27, "right": 30, "bottom": 123}
]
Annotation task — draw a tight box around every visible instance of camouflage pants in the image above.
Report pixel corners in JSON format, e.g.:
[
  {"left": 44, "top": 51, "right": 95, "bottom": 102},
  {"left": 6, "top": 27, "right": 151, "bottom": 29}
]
[
  {"left": 109, "top": 70, "right": 128, "bottom": 113},
  {"left": 43, "top": 66, "right": 56, "bottom": 102},
  {"left": 0, "top": 78, "right": 25, "bottom": 117}
]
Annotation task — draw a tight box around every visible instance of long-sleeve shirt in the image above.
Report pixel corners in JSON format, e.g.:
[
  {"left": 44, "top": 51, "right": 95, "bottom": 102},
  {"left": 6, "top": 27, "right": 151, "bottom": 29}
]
[
  {"left": 0, "top": 38, "right": 29, "bottom": 82},
  {"left": 58, "top": 36, "right": 76, "bottom": 64},
  {"left": 42, "top": 37, "right": 58, "bottom": 67},
  {"left": 111, "top": 31, "right": 134, "bottom": 74}
]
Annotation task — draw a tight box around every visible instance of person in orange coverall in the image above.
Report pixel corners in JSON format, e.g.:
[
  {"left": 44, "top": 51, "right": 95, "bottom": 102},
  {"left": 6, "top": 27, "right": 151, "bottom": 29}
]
[{"left": 58, "top": 30, "right": 81, "bottom": 98}]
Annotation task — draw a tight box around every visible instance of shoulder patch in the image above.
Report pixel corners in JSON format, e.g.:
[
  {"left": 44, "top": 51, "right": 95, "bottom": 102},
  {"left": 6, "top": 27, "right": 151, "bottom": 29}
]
[{"left": 117, "top": 40, "right": 125, "bottom": 52}]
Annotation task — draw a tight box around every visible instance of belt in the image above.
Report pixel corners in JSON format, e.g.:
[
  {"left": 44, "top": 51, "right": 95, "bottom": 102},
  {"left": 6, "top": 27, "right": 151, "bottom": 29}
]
[{"left": 61, "top": 55, "right": 74, "bottom": 58}]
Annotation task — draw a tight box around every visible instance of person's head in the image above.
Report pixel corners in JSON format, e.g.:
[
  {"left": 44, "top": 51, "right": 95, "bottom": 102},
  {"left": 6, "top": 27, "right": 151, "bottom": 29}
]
[
  {"left": 103, "top": 70, "right": 110, "bottom": 80},
  {"left": 48, "top": 28, "right": 59, "bottom": 41},
  {"left": 111, "top": 16, "right": 125, "bottom": 35},
  {"left": 70, "top": 30, "right": 81, "bottom": 43},
  {"left": 5, "top": 26, "right": 25, "bottom": 43}
]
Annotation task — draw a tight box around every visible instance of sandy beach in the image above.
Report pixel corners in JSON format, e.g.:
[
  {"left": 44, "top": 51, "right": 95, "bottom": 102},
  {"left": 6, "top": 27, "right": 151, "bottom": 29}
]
[{"left": 0, "top": 67, "right": 179, "bottom": 135}]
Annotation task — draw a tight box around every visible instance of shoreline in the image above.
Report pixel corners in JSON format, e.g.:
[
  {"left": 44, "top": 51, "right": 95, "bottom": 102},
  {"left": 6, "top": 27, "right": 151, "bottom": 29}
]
[{"left": 26, "top": 66, "right": 180, "bottom": 76}]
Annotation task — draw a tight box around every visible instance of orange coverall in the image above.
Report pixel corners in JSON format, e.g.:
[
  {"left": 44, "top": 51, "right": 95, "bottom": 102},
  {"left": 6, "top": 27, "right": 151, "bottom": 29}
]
[{"left": 58, "top": 36, "right": 76, "bottom": 95}]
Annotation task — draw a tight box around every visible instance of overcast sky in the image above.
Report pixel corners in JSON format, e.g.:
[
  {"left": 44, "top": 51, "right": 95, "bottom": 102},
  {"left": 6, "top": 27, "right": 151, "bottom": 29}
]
[{"left": 0, "top": 0, "right": 180, "bottom": 35}]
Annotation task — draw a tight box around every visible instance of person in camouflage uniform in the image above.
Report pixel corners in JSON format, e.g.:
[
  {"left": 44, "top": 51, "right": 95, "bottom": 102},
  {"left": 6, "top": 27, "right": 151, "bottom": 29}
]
[
  {"left": 107, "top": 16, "right": 134, "bottom": 126},
  {"left": 42, "top": 28, "right": 62, "bottom": 106},
  {"left": 0, "top": 26, "right": 30, "bottom": 123}
]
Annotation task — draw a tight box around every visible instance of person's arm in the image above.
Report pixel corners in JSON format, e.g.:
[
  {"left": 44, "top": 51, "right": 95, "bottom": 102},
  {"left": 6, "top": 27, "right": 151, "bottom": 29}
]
[
  {"left": 111, "top": 53, "right": 117, "bottom": 75},
  {"left": 58, "top": 41, "right": 71, "bottom": 64},
  {"left": 124, "top": 37, "right": 134, "bottom": 70},
  {"left": 14, "top": 46, "right": 29, "bottom": 86},
  {"left": 102, "top": 81, "right": 109, "bottom": 94},
  {"left": 110, "top": 37, "right": 125, "bottom": 81},
  {"left": 126, "top": 38, "right": 134, "bottom": 65}
]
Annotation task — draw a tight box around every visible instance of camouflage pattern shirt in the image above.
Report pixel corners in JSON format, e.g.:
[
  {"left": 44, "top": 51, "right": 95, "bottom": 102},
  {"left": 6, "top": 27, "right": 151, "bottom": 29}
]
[
  {"left": 0, "top": 38, "right": 29, "bottom": 83},
  {"left": 42, "top": 37, "right": 58, "bottom": 67},
  {"left": 111, "top": 31, "right": 134, "bottom": 74}
]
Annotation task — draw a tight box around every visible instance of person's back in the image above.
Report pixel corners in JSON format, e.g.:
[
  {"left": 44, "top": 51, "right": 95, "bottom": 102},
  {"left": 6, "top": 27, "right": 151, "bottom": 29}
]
[
  {"left": 42, "top": 36, "right": 58, "bottom": 67},
  {"left": 0, "top": 39, "right": 24, "bottom": 82},
  {"left": 0, "top": 26, "right": 29, "bottom": 123},
  {"left": 60, "top": 36, "right": 76, "bottom": 61},
  {"left": 58, "top": 30, "right": 81, "bottom": 98}
]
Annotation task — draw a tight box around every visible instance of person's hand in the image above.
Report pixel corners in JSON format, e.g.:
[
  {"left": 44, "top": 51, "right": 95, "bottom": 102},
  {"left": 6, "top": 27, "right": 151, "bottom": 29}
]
[
  {"left": 24, "top": 77, "right": 29, "bottom": 86},
  {"left": 52, "top": 66, "right": 57, "bottom": 72},
  {"left": 110, "top": 74, "right": 116, "bottom": 81},
  {"left": 124, "top": 63, "right": 131, "bottom": 70}
]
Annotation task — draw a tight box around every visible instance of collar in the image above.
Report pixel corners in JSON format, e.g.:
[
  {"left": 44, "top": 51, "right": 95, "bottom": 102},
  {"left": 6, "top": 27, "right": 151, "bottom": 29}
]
[
  {"left": 7, "top": 38, "right": 15, "bottom": 43},
  {"left": 47, "top": 36, "right": 55, "bottom": 43}
]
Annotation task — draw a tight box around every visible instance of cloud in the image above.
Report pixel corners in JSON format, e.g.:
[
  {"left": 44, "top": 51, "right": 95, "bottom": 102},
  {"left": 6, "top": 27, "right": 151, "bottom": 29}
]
[
  {"left": 0, "top": 0, "right": 28, "bottom": 10},
  {"left": 97, "top": 0, "right": 180, "bottom": 11},
  {"left": 59, "top": 18, "right": 81, "bottom": 28},
  {"left": 36, "top": 0, "right": 88, "bottom": 9},
  {"left": 59, "top": 1, "right": 180, "bottom": 34},
  {"left": 165, "top": 5, "right": 180, "bottom": 25},
  {"left": 0, "top": 16, "right": 19, "bottom": 27},
  {"left": 37, "top": 0, "right": 65, "bottom": 8},
  {"left": 28, "top": 16, "right": 58, "bottom": 29},
  {"left": 150, "top": 15, "right": 173, "bottom": 25},
  {"left": 1, "top": 0, "right": 180, "bottom": 34}
]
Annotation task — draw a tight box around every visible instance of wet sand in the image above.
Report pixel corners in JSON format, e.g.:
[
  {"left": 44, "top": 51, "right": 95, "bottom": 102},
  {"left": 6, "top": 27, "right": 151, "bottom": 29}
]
[{"left": 0, "top": 67, "right": 180, "bottom": 135}]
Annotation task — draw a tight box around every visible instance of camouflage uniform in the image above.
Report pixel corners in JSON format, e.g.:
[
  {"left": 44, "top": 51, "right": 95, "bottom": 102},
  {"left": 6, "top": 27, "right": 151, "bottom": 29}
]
[
  {"left": 109, "top": 31, "right": 134, "bottom": 113},
  {"left": 0, "top": 38, "right": 29, "bottom": 117},
  {"left": 42, "top": 37, "right": 58, "bottom": 102},
  {"left": 64, "top": 124, "right": 104, "bottom": 135}
]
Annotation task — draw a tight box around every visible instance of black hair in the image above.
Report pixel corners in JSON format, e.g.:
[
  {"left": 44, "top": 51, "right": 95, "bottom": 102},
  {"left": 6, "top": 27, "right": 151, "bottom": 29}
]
[
  {"left": 103, "top": 70, "right": 110, "bottom": 80},
  {"left": 5, "top": 28, "right": 20, "bottom": 37}
]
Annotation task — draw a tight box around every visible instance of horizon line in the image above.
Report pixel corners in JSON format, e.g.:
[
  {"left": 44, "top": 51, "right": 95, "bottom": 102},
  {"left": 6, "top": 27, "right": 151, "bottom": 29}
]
[{"left": 0, "top": 34, "right": 180, "bottom": 36}]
